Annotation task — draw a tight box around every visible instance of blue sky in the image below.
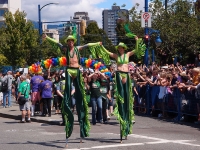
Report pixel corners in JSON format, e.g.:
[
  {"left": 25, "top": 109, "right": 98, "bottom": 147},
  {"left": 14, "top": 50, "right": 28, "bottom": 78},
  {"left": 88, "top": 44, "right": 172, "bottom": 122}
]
[
  {"left": 96, "top": 0, "right": 134, "bottom": 10},
  {"left": 22, "top": 0, "right": 145, "bottom": 28}
]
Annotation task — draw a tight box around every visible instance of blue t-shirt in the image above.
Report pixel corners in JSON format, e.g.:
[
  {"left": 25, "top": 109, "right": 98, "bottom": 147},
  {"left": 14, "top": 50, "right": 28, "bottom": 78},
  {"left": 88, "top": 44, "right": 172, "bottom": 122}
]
[
  {"left": 31, "top": 75, "right": 44, "bottom": 92},
  {"left": 40, "top": 80, "right": 52, "bottom": 98}
]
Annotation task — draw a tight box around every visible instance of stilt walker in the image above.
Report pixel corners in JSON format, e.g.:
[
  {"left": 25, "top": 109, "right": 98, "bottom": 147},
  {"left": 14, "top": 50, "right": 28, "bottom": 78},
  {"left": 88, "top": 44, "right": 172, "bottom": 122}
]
[
  {"left": 43, "top": 27, "right": 102, "bottom": 147},
  {"left": 88, "top": 25, "right": 145, "bottom": 143}
]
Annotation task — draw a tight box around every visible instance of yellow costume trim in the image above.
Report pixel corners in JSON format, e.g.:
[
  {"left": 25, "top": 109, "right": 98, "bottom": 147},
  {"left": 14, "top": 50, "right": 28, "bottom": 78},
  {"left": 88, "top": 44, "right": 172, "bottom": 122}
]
[
  {"left": 67, "top": 68, "right": 78, "bottom": 77},
  {"left": 119, "top": 72, "right": 127, "bottom": 79}
]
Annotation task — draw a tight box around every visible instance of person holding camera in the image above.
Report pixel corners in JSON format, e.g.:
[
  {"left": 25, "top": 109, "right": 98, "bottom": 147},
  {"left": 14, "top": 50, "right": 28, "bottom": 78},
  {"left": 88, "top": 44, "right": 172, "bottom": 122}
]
[{"left": 88, "top": 70, "right": 107, "bottom": 125}]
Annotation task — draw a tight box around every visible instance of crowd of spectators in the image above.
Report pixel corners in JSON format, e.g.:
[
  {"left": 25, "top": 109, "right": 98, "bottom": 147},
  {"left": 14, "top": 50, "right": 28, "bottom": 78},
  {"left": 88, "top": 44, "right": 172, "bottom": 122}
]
[{"left": 0, "top": 61, "right": 200, "bottom": 125}]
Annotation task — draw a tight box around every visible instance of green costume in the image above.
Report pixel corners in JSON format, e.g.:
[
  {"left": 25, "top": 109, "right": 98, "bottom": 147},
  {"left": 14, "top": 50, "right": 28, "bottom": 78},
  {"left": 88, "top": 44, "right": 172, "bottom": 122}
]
[
  {"left": 62, "top": 66, "right": 89, "bottom": 138},
  {"left": 88, "top": 38, "right": 145, "bottom": 139},
  {"left": 45, "top": 35, "right": 100, "bottom": 139},
  {"left": 114, "top": 71, "right": 134, "bottom": 137}
]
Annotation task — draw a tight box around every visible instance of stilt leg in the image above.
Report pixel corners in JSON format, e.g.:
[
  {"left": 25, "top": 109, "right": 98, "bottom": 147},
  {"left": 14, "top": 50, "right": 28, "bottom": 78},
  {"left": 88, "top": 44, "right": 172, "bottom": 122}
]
[
  {"left": 80, "top": 137, "right": 83, "bottom": 143},
  {"left": 65, "top": 138, "right": 68, "bottom": 148},
  {"left": 120, "top": 123, "right": 122, "bottom": 143}
]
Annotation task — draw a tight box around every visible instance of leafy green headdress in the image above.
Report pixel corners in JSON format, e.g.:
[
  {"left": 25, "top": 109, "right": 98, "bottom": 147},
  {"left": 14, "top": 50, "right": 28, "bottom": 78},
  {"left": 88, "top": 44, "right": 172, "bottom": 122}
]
[{"left": 64, "top": 26, "right": 77, "bottom": 43}]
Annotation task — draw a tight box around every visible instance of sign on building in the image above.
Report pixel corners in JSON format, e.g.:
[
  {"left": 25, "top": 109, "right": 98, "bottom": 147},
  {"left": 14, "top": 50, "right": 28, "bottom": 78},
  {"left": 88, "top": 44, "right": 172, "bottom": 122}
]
[{"left": 141, "top": 12, "right": 152, "bottom": 28}]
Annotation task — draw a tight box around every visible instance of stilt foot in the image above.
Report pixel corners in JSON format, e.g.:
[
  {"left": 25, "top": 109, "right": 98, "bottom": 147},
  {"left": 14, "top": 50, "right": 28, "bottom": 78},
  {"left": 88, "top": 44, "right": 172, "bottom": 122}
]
[
  {"left": 65, "top": 138, "right": 68, "bottom": 148},
  {"left": 120, "top": 140, "right": 122, "bottom": 143}
]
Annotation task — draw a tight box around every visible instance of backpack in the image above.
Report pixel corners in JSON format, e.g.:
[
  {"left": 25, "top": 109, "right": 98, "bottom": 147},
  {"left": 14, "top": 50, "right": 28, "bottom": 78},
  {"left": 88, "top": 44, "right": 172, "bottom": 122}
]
[
  {"left": 60, "top": 80, "right": 65, "bottom": 94},
  {"left": 1, "top": 76, "right": 8, "bottom": 92}
]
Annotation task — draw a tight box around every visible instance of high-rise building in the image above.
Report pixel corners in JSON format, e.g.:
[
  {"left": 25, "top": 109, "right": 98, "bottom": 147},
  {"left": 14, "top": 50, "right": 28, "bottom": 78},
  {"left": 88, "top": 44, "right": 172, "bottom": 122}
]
[
  {"left": 0, "top": 0, "right": 21, "bottom": 26},
  {"left": 70, "top": 11, "right": 97, "bottom": 26},
  {"left": 102, "top": 6, "right": 129, "bottom": 45},
  {"left": 43, "top": 29, "right": 59, "bottom": 42}
]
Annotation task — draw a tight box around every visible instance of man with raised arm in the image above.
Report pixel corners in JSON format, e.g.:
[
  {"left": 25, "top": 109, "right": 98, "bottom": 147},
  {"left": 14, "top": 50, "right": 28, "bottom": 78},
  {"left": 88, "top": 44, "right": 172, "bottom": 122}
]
[{"left": 43, "top": 31, "right": 101, "bottom": 147}]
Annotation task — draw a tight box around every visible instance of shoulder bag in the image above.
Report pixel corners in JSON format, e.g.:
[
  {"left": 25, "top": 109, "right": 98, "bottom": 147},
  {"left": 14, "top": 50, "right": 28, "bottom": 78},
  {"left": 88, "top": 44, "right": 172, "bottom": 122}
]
[{"left": 18, "top": 84, "right": 29, "bottom": 105}]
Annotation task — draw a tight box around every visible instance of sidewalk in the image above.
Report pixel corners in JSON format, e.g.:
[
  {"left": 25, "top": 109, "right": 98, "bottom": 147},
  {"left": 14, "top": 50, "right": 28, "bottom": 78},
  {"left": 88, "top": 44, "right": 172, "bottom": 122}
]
[{"left": 0, "top": 99, "right": 79, "bottom": 125}]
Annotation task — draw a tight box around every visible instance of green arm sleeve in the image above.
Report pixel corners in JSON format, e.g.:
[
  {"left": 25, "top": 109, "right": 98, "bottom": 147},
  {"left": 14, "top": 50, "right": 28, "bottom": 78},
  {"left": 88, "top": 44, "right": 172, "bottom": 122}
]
[
  {"left": 132, "top": 38, "right": 146, "bottom": 60},
  {"left": 101, "top": 45, "right": 112, "bottom": 55},
  {"left": 77, "top": 42, "right": 100, "bottom": 49},
  {"left": 87, "top": 44, "right": 111, "bottom": 65},
  {"left": 46, "top": 36, "right": 63, "bottom": 50},
  {"left": 132, "top": 39, "right": 138, "bottom": 53}
]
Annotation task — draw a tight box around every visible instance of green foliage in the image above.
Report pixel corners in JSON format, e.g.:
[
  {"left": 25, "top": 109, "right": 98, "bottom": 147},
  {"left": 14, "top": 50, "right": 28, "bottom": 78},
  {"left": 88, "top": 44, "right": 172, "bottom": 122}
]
[
  {"left": 0, "top": 10, "right": 38, "bottom": 66},
  {"left": 150, "top": 0, "right": 200, "bottom": 64},
  {"left": 122, "top": 0, "right": 200, "bottom": 64},
  {"left": 0, "top": 54, "right": 8, "bottom": 66}
]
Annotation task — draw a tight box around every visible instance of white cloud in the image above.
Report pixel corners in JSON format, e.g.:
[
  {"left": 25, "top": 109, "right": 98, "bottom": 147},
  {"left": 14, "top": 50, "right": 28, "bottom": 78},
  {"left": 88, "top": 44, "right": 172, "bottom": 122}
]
[
  {"left": 130, "top": 0, "right": 145, "bottom": 11},
  {"left": 21, "top": 0, "right": 105, "bottom": 28}
]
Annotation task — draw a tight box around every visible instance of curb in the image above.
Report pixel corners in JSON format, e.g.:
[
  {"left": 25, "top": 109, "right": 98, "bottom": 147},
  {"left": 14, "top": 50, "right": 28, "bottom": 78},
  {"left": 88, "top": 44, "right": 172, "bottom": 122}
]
[{"left": 0, "top": 112, "right": 61, "bottom": 125}]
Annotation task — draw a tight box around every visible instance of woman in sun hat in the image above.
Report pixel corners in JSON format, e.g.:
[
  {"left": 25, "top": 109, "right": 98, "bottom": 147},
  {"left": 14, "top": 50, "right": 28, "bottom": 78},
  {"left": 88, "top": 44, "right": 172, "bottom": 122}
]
[{"left": 97, "top": 36, "right": 145, "bottom": 142}]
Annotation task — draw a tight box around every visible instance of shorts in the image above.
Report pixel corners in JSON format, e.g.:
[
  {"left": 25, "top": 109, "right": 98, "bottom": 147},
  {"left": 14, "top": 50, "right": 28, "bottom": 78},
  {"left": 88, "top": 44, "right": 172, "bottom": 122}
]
[
  {"left": 67, "top": 68, "right": 78, "bottom": 77},
  {"left": 31, "top": 92, "right": 40, "bottom": 102},
  {"left": 108, "top": 98, "right": 114, "bottom": 106},
  {"left": 119, "top": 72, "right": 127, "bottom": 79},
  {"left": 19, "top": 101, "right": 31, "bottom": 111}
]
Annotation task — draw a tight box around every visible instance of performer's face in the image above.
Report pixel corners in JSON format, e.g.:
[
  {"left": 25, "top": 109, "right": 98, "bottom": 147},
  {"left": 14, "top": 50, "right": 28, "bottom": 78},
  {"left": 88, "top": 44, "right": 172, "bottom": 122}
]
[
  {"left": 118, "top": 47, "right": 125, "bottom": 54},
  {"left": 67, "top": 39, "right": 74, "bottom": 48}
]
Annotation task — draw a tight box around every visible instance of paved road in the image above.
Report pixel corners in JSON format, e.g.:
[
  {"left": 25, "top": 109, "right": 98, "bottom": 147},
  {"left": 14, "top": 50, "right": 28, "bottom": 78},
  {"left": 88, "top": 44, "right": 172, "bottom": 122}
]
[{"left": 0, "top": 115, "right": 200, "bottom": 150}]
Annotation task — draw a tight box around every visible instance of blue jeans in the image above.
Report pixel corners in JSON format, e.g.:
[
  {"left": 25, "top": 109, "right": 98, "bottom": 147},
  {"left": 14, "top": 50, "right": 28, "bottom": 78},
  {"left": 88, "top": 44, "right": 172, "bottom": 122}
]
[
  {"left": 3, "top": 89, "right": 12, "bottom": 107},
  {"left": 91, "top": 96, "right": 102, "bottom": 124}
]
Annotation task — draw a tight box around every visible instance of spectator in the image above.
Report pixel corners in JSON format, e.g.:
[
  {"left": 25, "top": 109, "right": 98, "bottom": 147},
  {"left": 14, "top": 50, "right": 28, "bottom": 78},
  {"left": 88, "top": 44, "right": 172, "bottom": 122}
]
[
  {"left": 40, "top": 73, "right": 53, "bottom": 117},
  {"left": 88, "top": 70, "right": 106, "bottom": 125},
  {"left": 30, "top": 72, "right": 44, "bottom": 116},
  {"left": 53, "top": 75, "right": 62, "bottom": 114},
  {"left": 1, "top": 71, "right": 13, "bottom": 108},
  {"left": 56, "top": 73, "right": 65, "bottom": 125},
  {"left": 99, "top": 76, "right": 110, "bottom": 123},
  {"left": 17, "top": 75, "right": 31, "bottom": 123},
  {"left": 0, "top": 72, "right": 3, "bottom": 105}
]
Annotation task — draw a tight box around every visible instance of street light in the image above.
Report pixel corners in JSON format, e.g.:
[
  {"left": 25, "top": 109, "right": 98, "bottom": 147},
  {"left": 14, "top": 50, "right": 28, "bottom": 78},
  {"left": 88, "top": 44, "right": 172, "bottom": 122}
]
[
  {"left": 38, "top": 2, "right": 59, "bottom": 36},
  {"left": 38, "top": 2, "right": 59, "bottom": 60}
]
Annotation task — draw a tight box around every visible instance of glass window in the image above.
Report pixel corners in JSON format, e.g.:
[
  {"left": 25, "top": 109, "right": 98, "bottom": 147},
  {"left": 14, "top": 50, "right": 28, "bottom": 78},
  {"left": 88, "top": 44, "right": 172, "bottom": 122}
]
[
  {"left": 0, "top": 9, "right": 5, "bottom": 16},
  {"left": 0, "top": 22, "right": 4, "bottom": 27},
  {"left": 0, "top": 0, "right": 8, "bottom": 4}
]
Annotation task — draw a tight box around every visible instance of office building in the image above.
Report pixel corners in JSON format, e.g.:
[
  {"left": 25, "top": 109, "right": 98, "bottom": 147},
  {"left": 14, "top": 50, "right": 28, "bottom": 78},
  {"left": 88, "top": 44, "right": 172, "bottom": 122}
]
[
  {"left": 43, "top": 28, "right": 59, "bottom": 42},
  {"left": 0, "top": 0, "right": 21, "bottom": 26},
  {"left": 55, "top": 12, "right": 96, "bottom": 38},
  {"left": 102, "top": 6, "right": 129, "bottom": 45}
]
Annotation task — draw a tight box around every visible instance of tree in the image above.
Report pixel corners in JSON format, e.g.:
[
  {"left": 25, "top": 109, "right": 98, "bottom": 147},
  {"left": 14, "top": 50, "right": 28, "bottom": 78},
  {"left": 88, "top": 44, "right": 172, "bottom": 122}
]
[
  {"left": 122, "top": 0, "right": 200, "bottom": 64},
  {"left": 0, "top": 10, "right": 39, "bottom": 67},
  {"left": 150, "top": 0, "right": 200, "bottom": 64},
  {"left": 115, "top": 3, "right": 145, "bottom": 62}
]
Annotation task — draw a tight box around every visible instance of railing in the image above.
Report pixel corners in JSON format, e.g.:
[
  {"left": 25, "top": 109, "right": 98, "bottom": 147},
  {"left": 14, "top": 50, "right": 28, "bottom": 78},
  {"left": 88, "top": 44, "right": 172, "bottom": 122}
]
[{"left": 133, "top": 85, "right": 199, "bottom": 122}]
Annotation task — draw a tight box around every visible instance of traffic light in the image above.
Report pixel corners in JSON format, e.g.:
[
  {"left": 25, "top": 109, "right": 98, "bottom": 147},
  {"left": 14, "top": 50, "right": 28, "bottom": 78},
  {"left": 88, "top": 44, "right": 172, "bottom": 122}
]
[
  {"left": 80, "top": 20, "right": 86, "bottom": 36},
  {"left": 144, "top": 34, "right": 149, "bottom": 45}
]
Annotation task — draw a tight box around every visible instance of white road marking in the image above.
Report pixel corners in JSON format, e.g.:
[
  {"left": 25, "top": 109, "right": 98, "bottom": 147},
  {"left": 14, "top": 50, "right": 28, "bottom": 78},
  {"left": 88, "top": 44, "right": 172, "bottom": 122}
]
[
  {"left": 5, "top": 129, "right": 17, "bottom": 132},
  {"left": 40, "top": 132, "right": 65, "bottom": 135},
  {"left": 129, "top": 134, "right": 200, "bottom": 147},
  {"left": 91, "top": 143, "right": 144, "bottom": 148},
  {"left": 64, "top": 143, "right": 144, "bottom": 150},
  {"left": 62, "top": 133, "right": 200, "bottom": 150}
]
